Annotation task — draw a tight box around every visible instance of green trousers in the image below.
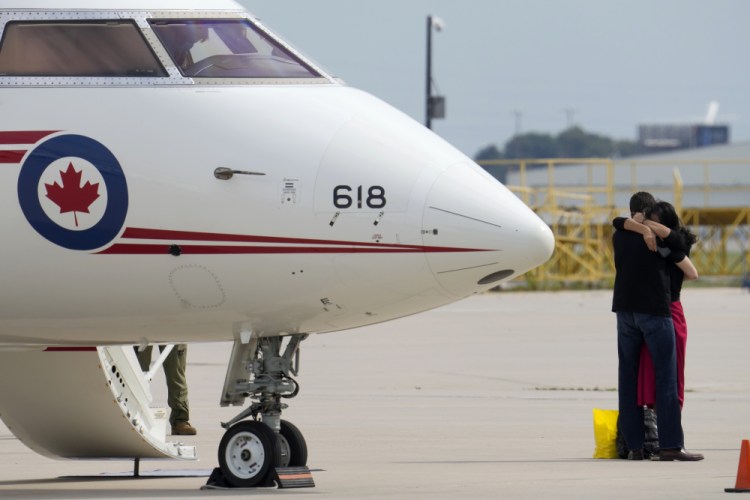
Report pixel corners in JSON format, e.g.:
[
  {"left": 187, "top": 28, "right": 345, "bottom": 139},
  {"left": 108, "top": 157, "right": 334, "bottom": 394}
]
[{"left": 136, "top": 344, "right": 190, "bottom": 426}]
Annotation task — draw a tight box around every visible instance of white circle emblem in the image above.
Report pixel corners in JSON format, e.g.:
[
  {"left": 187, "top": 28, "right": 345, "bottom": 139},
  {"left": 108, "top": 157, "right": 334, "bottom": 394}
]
[{"left": 37, "top": 157, "right": 108, "bottom": 231}]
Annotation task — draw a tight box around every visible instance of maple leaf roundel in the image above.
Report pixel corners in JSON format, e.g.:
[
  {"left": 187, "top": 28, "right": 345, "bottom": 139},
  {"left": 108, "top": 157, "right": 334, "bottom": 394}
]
[
  {"left": 18, "top": 134, "right": 128, "bottom": 251},
  {"left": 44, "top": 162, "right": 102, "bottom": 228}
]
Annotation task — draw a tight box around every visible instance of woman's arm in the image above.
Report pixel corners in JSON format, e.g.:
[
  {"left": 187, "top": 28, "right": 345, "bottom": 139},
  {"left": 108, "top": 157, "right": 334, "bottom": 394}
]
[
  {"left": 644, "top": 220, "right": 689, "bottom": 254},
  {"left": 675, "top": 255, "right": 699, "bottom": 280},
  {"left": 642, "top": 219, "right": 671, "bottom": 239},
  {"left": 618, "top": 217, "right": 657, "bottom": 251}
]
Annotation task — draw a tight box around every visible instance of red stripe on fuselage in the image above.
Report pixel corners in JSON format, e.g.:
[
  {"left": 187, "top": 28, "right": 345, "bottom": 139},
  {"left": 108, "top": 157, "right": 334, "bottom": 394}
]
[
  {"left": 0, "top": 131, "right": 58, "bottom": 145},
  {"left": 44, "top": 347, "right": 98, "bottom": 352},
  {"left": 98, "top": 243, "right": 481, "bottom": 255},
  {"left": 123, "top": 227, "right": 413, "bottom": 249},
  {"left": 0, "top": 150, "right": 26, "bottom": 163},
  {"left": 118, "top": 227, "right": 486, "bottom": 253}
]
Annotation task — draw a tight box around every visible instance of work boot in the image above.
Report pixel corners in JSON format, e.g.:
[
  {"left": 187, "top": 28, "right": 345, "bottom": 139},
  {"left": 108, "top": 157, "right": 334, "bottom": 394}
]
[
  {"left": 172, "top": 421, "right": 197, "bottom": 435},
  {"left": 627, "top": 449, "right": 644, "bottom": 460}
]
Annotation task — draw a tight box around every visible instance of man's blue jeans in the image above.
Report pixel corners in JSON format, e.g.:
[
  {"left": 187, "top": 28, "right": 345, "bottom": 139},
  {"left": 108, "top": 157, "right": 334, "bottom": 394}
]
[{"left": 617, "top": 311, "right": 683, "bottom": 451}]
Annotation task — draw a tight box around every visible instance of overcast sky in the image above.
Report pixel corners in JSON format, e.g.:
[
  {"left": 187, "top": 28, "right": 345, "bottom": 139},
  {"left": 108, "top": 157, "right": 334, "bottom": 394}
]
[{"left": 241, "top": 0, "right": 749, "bottom": 158}]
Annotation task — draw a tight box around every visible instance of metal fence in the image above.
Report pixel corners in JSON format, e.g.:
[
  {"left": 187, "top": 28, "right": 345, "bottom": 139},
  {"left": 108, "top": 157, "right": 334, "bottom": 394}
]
[{"left": 479, "top": 158, "right": 750, "bottom": 286}]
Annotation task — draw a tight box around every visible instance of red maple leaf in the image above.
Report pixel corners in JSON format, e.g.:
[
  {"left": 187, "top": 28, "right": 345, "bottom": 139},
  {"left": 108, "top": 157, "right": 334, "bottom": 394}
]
[{"left": 45, "top": 162, "right": 100, "bottom": 227}]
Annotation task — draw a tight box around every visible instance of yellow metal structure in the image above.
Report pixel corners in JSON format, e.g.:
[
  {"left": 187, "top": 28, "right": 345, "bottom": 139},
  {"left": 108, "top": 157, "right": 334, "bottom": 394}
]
[{"left": 479, "top": 158, "right": 750, "bottom": 287}]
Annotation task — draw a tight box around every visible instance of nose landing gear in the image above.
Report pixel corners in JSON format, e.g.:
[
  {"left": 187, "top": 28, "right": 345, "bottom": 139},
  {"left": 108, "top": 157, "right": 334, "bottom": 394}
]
[
  {"left": 278, "top": 419, "right": 308, "bottom": 467},
  {"left": 211, "top": 334, "right": 310, "bottom": 488},
  {"left": 218, "top": 420, "right": 280, "bottom": 487}
]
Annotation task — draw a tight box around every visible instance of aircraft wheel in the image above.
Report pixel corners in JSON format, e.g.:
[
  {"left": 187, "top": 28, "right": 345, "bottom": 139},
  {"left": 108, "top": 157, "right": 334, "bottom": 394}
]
[
  {"left": 218, "top": 420, "right": 280, "bottom": 487},
  {"left": 278, "top": 419, "right": 308, "bottom": 467}
]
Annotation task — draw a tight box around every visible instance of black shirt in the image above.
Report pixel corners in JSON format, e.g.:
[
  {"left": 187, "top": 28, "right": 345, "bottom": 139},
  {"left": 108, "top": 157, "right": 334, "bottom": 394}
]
[
  {"left": 612, "top": 217, "right": 689, "bottom": 302},
  {"left": 662, "top": 230, "right": 691, "bottom": 302},
  {"left": 611, "top": 228, "right": 671, "bottom": 317}
]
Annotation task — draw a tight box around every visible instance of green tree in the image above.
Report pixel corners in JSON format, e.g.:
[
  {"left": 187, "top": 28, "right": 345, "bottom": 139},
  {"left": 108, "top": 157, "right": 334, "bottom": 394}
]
[
  {"left": 557, "top": 126, "right": 584, "bottom": 156},
  {"left": 473, "top": 145, "right": 507, "bottom": 182},
  {"left": 504, "top": 132, "right": 558, "bottom": 159},
  {"left": 557, "top": 126, "right": 617, "bottom": 157},
  {"left": 474, "top": 127, "right": 638, "bottom": 161},
  {"left": 474, "top": 144, "right": 503, "bottom": 161}
]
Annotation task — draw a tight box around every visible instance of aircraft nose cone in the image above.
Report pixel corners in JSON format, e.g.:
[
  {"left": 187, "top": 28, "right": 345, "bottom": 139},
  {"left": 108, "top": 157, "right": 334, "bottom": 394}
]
[{"left": 422, "top": 164, "right": 554, "bottom": 297}]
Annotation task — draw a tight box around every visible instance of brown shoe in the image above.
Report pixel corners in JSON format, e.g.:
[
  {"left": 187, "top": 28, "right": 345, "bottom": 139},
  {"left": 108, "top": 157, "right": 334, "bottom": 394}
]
[
  {"left": 172, "top": 421, "right": 197, "bottom": 436},
  {"left": 658, "top": 448, "right": 704, "bottom": 461}
]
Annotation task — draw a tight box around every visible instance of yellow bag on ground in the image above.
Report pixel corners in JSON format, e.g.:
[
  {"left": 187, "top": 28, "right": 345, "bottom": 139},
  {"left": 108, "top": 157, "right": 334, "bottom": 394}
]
[{"left": 592, "top": 408, "right": 619, "bottom": 459}]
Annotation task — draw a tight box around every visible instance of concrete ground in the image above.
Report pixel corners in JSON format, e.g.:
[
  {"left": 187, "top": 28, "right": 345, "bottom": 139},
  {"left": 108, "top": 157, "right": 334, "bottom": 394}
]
[{"left": 0, "top": 287, "right": 747, "bottom": 499}]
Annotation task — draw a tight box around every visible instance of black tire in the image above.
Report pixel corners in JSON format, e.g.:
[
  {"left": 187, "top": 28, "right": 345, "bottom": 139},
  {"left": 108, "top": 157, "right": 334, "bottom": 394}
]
[
  {"left": 218, "top": 420, "right": 281, "bottom": 487},
  {"left": 279, "top": 419, "right": 308, "bottom": 467}
]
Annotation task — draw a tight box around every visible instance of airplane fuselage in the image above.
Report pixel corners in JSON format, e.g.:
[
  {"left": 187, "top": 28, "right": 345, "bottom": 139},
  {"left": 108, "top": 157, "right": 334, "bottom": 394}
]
[
  {"left": 0, "top": 1, "right": 556, "bottom": 483},
  {"left": 0, "top": 2, "right": 554, "bottom": 346}
]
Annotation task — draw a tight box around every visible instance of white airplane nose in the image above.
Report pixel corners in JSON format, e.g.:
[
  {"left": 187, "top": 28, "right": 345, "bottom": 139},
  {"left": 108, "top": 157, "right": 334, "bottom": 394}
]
[{"left": 422, "top": 163, "right": 554, "bottom": 297}]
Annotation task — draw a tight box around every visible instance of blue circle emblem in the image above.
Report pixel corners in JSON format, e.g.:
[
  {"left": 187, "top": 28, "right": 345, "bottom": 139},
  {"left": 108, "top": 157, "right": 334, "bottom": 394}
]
[{"left": 17, "top": 135, "right": 128, "bottom": 251}]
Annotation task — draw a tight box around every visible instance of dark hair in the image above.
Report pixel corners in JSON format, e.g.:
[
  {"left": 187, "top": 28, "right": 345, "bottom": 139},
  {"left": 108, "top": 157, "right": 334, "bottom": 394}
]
[
  {"left": 629, "top": 191, "right": 656, "bottom": 215},
  {"left": 647, "top": 200, "right": 697, "bottom": 248}
]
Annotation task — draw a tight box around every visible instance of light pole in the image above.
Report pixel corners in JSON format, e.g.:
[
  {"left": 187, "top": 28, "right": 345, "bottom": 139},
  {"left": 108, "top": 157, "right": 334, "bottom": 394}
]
[
  {"left": 425, "top": 15, "right": 445, "bottom": 129},
  {"left": 512, "top": 110, "right": 523, "bottom": 136},
  {"left": 563, "top": 107, "right": 578, "bottom": 129}
]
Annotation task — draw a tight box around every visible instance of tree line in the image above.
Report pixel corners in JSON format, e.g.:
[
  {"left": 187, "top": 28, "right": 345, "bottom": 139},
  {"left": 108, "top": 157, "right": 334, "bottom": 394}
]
[
  {"left": 474, "top": 126, "right": 639, "bottom": 182},
  {"left": 475, "top": 126, "right": 639, "bottom": 160}
]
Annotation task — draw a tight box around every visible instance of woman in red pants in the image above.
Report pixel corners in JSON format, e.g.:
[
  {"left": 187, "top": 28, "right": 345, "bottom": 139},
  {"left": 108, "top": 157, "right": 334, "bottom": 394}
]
[{"left": 614, "top": 200, "right": 698, "bottom": 409}]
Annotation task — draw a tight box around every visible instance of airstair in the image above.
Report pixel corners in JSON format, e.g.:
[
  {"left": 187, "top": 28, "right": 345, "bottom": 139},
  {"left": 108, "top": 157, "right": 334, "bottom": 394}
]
[{"left": 0, "top": 345, "right": 195, "bottom": 460}]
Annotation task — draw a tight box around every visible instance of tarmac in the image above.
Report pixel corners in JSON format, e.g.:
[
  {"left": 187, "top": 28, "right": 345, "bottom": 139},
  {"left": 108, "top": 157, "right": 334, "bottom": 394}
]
[{"left": 0, "top": 286, "right": 748, "bottom": 499}]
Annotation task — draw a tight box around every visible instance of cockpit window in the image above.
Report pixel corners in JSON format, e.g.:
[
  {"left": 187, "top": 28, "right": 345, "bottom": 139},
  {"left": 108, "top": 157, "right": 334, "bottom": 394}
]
[
  {"left": 149, "top": 19, "right": 320, "bottom": 78},
  {"left": 0, "top": 21, "right": 167, "bottom": 77}
]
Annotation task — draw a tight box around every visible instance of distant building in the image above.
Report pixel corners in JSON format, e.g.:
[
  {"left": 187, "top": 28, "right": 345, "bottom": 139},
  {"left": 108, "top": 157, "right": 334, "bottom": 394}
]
[{"left": 638, "top": 124, "right": 729, "bottom": 153}]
